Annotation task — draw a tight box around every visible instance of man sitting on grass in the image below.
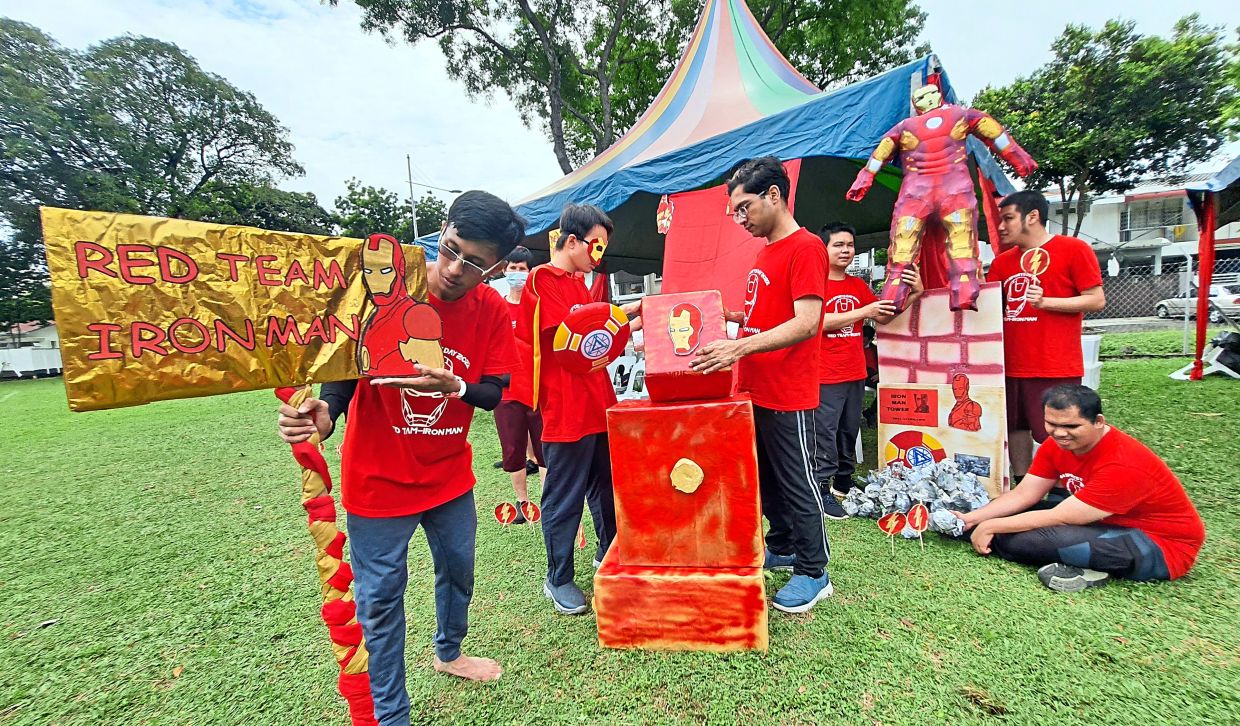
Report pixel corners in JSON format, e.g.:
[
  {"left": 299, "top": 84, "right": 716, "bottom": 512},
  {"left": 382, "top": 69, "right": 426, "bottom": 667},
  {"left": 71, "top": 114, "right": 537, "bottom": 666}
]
[{"left": 954, "top": 384, "right": 1205, "bottom": 592}]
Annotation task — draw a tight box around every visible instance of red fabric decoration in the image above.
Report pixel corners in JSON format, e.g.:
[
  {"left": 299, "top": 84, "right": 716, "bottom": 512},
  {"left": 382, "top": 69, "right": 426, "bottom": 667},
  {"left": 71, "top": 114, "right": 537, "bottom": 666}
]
[
  {"left": 304, "top": 495, "right": 336, "bottom": 524},
  {"left": 339, "top": 673, "right": 379, "bottom": 726},
  {"left": 329, "top": 622, "right": 365, "bottom": 647},
  {"left": 321, "top": 597, "right": 355, "bottom": 625},
  {"left": 1192, "top": 195, "right": 1217, "bottom": 380},
  {"left": 274, "top": 387, "right": 376, "bottom": 724},
  {"left": 327, "top": 562, "right": 354, "bottom": 592},
  {"left": 325, "top": 530, "right": 347, "bottom": 560},
  {"left": 662, "top": 159, "right": 802, "bottom": 313}
]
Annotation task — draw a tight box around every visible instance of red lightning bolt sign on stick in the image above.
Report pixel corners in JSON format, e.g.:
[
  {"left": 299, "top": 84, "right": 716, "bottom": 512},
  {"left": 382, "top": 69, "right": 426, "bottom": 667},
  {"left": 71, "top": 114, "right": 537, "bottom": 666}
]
[
  {"left": 878, "top": 512, "right": 907, "bottom": 557},
  {"left": 494, "top": 503, "right": 517, "bottom": 526},
  {"left": 907, "top": 502, "right": 930, "bottom": 554},
  {"left": 274, "top": 386, "right": 377, "bottom": 726}
]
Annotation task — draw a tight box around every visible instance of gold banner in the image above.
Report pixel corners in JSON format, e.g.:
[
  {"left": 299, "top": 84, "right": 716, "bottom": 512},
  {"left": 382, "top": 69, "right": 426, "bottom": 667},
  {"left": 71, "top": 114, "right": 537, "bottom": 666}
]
[{"left": 41, "top": 208, "right": 429, "bottom": 411}]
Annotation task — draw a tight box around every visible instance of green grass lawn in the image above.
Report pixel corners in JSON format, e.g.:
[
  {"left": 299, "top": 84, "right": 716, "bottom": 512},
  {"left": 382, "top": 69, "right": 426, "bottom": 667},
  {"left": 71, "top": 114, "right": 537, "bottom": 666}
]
[
  {"left": 1098, "top": 327, "right": 1230, "bottom": 357},
  {"left": 2, "top": 357, "right": 1238, "bottom": 724}
]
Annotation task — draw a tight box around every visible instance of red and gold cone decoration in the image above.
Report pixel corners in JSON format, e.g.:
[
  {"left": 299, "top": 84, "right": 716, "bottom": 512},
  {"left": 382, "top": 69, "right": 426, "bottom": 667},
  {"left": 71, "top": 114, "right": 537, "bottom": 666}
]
[{"left": 275, "top": 386, "right": 377, "bottom": 726}]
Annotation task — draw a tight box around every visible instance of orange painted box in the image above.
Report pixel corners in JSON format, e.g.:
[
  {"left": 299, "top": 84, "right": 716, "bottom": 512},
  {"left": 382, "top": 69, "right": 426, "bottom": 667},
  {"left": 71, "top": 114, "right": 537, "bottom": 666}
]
[
  {"left": 640, "top": 290, "right": 734, "bottom": 402},
  {"left": 606, "top": 395, "right": 762, "bottom": 569},
  {"left": 594, "top": 547, "right": 768, "bottom": 652}
]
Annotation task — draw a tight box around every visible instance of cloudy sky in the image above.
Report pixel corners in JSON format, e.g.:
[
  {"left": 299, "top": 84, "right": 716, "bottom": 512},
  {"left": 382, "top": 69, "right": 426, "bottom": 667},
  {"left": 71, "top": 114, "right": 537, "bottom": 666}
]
[{"left": 2, "top": 0, "right": 1237, "bottom": 212}]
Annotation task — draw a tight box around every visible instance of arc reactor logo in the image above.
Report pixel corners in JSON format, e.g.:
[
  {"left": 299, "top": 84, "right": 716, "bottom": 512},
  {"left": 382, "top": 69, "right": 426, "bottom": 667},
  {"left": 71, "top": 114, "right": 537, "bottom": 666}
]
[
  {"left": 581, "top": 330, "right": 613, "bottom": 360},
  {"left": 907, "top": 446, "right": 935, "bottom": 468}
]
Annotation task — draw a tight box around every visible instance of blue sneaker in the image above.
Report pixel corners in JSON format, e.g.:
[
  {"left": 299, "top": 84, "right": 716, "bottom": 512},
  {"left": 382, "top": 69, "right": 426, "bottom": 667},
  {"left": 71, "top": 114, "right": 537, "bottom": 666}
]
[
  {"left": 543, "top": 579, "right": 589, "bottom": 615},
  {"left": 772, "top": 573, "right": 834, "bottom": 614},
  {"left": 763, "top": 549, "right": 796, "bottom": 572}
]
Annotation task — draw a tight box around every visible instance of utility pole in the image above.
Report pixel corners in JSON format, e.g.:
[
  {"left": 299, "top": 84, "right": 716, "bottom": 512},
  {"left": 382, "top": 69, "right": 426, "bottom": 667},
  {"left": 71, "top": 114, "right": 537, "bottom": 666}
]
[
  {"left": 405, "top": 155, "right": 463, "bottom": 241},
  {"left": 406, "top": 154, "right": 420, "bottom": 240}
]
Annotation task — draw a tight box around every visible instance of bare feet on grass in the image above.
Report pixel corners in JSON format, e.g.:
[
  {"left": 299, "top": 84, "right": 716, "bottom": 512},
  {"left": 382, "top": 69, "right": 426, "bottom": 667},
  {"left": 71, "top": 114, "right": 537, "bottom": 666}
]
[{"left": 433, "top": 654, "right": 502, "bottom": 682}]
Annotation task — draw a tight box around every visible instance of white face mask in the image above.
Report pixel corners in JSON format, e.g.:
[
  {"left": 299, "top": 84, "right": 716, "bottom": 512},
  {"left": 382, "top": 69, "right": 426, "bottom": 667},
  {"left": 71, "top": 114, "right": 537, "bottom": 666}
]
[{"left": 504, "top": 270, "right": 529, "bottom": 289}]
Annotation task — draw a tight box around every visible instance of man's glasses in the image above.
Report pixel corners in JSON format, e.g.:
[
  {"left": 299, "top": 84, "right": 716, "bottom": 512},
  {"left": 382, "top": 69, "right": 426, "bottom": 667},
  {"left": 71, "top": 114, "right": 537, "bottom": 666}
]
[
  {"left": 438, "top": 237, "right": 502, "bottom": 278},
  {"left": 729, "top": 192, "right": 768, "bottom": 222}
]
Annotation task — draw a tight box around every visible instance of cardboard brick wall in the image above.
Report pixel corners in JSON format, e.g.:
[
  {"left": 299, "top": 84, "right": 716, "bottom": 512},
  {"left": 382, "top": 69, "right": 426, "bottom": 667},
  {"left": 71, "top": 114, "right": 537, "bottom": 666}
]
[{"left": 876, "top": 283, "right": 1009, "bottom": 496}]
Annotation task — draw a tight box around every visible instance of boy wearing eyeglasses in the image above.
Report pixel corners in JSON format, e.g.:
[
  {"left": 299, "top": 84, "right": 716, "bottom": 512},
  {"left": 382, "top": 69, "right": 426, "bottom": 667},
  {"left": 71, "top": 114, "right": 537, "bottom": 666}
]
[
  {"left": 277, "top": 191, "right": 524, "bottom": 725},
  {"left": 691, "top": 156, "right": 833, "bottom": 614},
  {"left": 519, "top": 203, "right": 622, "bottom": 615}
]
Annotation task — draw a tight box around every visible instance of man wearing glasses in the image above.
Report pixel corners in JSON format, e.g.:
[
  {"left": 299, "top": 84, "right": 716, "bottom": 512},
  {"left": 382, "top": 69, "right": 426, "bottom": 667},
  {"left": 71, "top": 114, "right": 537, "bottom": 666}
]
[
  {"left": 691, "top": 157, "right": 833, "bottom": 614},
  {"left": 519, "top": 202, "right": 626, "bottom": 615},
  {"left": 277, "top": 191, "right": 525, "bottom": 725}
]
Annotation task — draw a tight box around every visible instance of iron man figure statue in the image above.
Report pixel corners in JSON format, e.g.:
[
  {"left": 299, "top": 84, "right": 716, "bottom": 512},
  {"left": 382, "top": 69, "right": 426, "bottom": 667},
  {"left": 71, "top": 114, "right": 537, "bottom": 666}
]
[{"left": 847, "top": 83, "right": 1037, "bottom": 312}]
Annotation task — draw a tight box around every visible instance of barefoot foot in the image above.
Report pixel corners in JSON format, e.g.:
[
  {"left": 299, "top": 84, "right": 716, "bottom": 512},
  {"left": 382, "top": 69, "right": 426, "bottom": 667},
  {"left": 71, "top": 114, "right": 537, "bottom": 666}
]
[{"left": 433, "top": 654, "right": 502, "bottom": 682}]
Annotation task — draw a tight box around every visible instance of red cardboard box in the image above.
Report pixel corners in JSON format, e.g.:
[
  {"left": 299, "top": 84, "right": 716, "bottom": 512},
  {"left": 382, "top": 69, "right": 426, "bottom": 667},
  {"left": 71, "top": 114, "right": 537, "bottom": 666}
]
[
  {"left": 606, "top": 395, "right": 762, "bottom": 569},
  {"left": 641, "top": 290, "right": 734, "bottom": 402},
  {"left": 594, "top": 547, "right": 767, "bottom": 652}
]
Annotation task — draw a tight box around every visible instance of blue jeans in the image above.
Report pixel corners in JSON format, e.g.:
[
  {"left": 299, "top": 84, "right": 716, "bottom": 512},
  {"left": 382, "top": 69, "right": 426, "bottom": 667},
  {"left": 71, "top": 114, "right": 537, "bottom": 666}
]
[
  {"left": 542, "top": 434, "right": 616, "bottom": 586},
  {"left": 990, "top": 523, "right": 1171, "bottom": 581},
  {"left": 347, "top": 490, "right": 477, "bottom": 726}
]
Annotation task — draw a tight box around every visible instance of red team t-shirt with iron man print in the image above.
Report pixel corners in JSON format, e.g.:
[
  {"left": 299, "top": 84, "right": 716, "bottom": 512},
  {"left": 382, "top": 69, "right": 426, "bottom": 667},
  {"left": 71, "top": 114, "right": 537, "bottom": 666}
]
[
  {"left": 986, "top": 235, "right": 1102, "bottom": 378},
  {"left": 736, "top": 228, "right": 828, "bottom": 410},
  {"left": 819, "top": 274, "right": 877, "bottom": 384},
  {"left": 341, "top": 284, "right": 517, "bottom": 518}
]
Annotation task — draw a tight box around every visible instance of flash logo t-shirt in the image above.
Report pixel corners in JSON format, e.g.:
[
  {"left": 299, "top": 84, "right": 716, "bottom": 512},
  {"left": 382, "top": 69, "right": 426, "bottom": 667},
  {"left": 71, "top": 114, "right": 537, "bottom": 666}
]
[{"left": 986, "top": 235, "right": 1102, "bottom": 378}]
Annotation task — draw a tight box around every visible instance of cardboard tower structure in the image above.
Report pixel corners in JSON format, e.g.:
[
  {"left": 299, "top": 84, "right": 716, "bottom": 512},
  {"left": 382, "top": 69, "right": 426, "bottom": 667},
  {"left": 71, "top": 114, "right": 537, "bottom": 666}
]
[{"left": 594, "top": 290, "right": 768, "bottom": 651}]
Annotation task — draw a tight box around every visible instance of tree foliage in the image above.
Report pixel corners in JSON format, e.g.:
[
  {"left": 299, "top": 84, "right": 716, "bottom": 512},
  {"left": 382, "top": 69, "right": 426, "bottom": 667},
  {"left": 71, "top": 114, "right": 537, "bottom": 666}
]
[
  {"left": 181, "top": 181, "right": 337, "bottom": 235},
  {"left": 0, "top": 20, "right": 304, "bottom": 240},
  {"left": 334, "top": 178, "right": 446, "bottom": 242},
  {"left": 342, "top": 0, "right": 926, "bottom": 172},
  {"left": 0, "top": 19, "right": 307, "bottom": 327},
  {"left": 973, "top": 16, "right": 1239, "bottom": 236}
]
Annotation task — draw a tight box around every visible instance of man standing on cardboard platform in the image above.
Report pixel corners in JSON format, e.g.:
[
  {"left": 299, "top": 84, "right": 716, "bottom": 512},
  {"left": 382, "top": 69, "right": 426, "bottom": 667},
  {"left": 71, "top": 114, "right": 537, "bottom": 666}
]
[
  {"left": 986, "top": 190, "right": 1105, "bottom": 480},
  {"left": 692, "top": 157, "right": 832, "bottom": 614},
  {"left": 520, "top": 203, "right": 628, "bottom": 616},
  {"left": 277, "top": 191, "right": 524, "bottom": 726}
]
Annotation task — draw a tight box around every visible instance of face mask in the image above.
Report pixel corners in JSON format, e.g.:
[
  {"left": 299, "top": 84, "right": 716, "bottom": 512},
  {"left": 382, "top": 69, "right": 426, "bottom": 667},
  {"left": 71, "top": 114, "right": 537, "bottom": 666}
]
[{"left": 505, "top": 271, "right": 529, "bottom": 289}]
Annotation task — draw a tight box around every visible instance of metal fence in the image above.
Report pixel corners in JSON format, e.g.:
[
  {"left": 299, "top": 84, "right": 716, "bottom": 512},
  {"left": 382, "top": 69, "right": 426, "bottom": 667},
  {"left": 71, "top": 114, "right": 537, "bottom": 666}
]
[
  {"left": 1086, "top": 257, "right": 1240, "bottom": 322},
  {"left": 847, "top": 257, "right": 1240, "bottom": 326}
]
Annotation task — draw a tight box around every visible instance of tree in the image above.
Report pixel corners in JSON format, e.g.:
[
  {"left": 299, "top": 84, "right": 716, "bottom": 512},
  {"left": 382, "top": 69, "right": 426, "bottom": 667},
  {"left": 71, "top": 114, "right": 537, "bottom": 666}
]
[
  {"left": 414, "top": 193, "right": 446, "bottom": 236},
  {"left": 1222, "top": 27, "right": 1240, "bottom": 135},
  {"left": 0, "top": 19, "right": 304, "bottom": 256},
  {"left": 334, "top": 179, "right": 450, "bottom": 242},
  {"left": 973, "top": 16, "right": 1239, "bottom": 237},
  {"left": 335, "top": 177, "right": 413, "bottom": 240},
  {"left": 180, "top": 181, "right": 338, "bottom": 235},
  {"left": 341, "top": 0, "right": 925, "bottom": 172},
  {"left": 0, "top": 232, "right": 52, "bottom": 336}
]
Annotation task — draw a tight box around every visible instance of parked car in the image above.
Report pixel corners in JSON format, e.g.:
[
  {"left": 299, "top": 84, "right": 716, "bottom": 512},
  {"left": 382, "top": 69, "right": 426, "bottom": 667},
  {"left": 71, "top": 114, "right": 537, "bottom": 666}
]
[{"left": 1154, "top": 284, "right": 1240, "bottom": 323}]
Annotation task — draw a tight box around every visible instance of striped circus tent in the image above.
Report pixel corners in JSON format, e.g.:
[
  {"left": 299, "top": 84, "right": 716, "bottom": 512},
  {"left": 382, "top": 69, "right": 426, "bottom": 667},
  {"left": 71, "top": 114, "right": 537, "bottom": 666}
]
[{"left": 513, "top": 0, "right": 1014, "bottom": 275}]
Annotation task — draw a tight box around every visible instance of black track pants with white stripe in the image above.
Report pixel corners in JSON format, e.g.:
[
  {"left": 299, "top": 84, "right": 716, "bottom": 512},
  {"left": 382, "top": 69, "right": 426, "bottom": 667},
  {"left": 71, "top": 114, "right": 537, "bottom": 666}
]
[{"left": 754, "top": 405, "right": 831, "bottom": 578}]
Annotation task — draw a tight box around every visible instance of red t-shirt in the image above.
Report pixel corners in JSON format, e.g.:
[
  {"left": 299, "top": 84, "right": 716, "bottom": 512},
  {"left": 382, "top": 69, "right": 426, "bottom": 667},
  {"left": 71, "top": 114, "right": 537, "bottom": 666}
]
[
  {"left": 819, "top": 274, "right": 877, "bottom": 384},
  {"left": 501, "top": 298, "right": 535, "bottom": 408},
  {"left": 519, "top": 263, "right": 617, "bottom": 442},
  {"left": 737, "top": 228, "right": 827, "bottom": 410},
  {"left": 986, "top": 235, "right": 1102, "bottom": 378},
  {"left": 1028, "top": 426, "right": 1205, "bottom": 579},
  {"left": 340, "top": 284, "right": 517, "bottom": 518}
]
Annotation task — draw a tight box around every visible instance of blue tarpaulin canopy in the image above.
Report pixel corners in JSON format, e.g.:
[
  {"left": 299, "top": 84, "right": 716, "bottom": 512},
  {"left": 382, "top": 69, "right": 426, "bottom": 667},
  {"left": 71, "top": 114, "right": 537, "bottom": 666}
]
[{"left": 507, "top": 0, "right": 1013, "bottom": 274}]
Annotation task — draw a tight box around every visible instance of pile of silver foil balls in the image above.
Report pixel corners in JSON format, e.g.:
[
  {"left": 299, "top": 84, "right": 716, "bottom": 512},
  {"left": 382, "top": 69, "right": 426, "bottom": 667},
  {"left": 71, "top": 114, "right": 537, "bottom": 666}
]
[{"left": 841, "top": 460, "right": 991, "bottom": 537}]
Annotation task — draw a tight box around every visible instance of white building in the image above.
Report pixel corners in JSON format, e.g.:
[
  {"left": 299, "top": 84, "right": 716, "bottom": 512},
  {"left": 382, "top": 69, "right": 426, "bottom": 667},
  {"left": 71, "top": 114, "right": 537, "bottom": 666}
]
[
  {"left": 1045, "top": 172, "right": 1240, "bottom": 275},
  {"left": 1, "top": 322, "right": 63, "bottom": 379}
]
